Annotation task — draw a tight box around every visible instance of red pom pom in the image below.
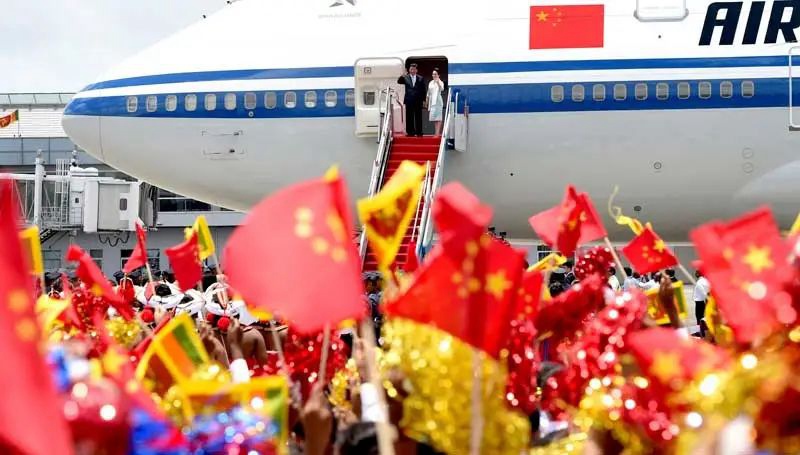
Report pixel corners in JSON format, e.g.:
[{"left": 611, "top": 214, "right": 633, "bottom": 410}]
[
  {"left": 217, "top": 316, "right": 231, "bottom": 331},
  {"left": 206, "top": 313, "right": 216, "bottom": 323},
  {"left": 141, "top": 308, "right": 155, "bottom": 323},
  {"left": 574, "top": 246, "right": 615, "bottom": 281}
]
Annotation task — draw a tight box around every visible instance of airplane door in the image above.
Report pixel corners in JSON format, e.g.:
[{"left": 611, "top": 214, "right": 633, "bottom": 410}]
[
  {"left": 454, "top": 91, "right": 469, "bottom": 153},
  {"left": 791, "top": 47, "right": 800, "bottom": 131},
  {"left": 354, "top": 58, "right": 404, "bottom": 138}
]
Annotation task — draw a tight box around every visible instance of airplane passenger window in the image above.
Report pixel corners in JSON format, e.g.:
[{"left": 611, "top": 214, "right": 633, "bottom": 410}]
[
  {"left": 345, "top": 90, "right": 355, "bottom": 107},
  {"left": 165, "top": 95, "right": 178, "bottom": 112},
  {"left": 205, "top": 94, "right": 217, "bottom": 111},
  {"left": 146, "top": 95, "right": 158, "bottom": 112},
  {"left": 613, "top": 84, "right": 627, "bottom": 101},
  {"left": 224, "top": 93, "right": 237, "bottom": 110},
  {"left": 265, "top": 92, "right": 277, "bottom": 109},
  {"left": 244, "top": 92, "right": 257, "bottom": 110},
  {"left": 571, "top": 85, "right": 585, "bottom": 102},
  {"left": 324, "top": 90, "right": 338, "bottom": 108},
  {"left": 742, "top": 81, "right": 755, "bottom": 98},
  {"left": 551, "top": 85, "right": 564, "bottom": 103},
  {"left": 656, "top": 83, "right": 669, "bottom": 100},
  {"left": 126, "top": 96, "right": 138, "bottom": 113},
  {"left": 592, "top": 84, "right": 606, "bottom": 101},
  {"left": 284, "top": 91, "right": 297, "bottom": 109},
  {"left": 185, "top": 94, "right": 197, "bottom": 111},
  {"left": 305, "top": 91, "right": 318, "bottom": 108},
  {"left": 678, "top": 82, "right": 690, "bottom": 99},
  {"left": 720, "top": 81, "right": 733, "bottom": 99},
  {"left": 699, "top": 82, "right": 712, "bottom": 99},
  {"left": 635, "top": 83, "right": 648, "bottom": 100}
]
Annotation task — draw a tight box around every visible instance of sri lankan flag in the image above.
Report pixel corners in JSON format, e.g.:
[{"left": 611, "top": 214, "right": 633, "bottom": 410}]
[
  {"left": 644, "top": 280, "right": 687, "bottom": 326},
  {"left": 135, "top": 313, "right": 209, "bottom": 395},
  {"left": 0, "top": 110, "right": 19, "bottom": 129},
  {"left": 185, "top": 215, "right": 215, "bottom": 260},
  {"left": 358, "top": 161, "right": 425, "bottom": 270},
  {"left": 19, "top": 226, "right": 44, "bottom": 276}
]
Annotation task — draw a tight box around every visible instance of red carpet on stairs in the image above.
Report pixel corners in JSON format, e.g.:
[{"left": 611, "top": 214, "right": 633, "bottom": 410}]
[{"left": 362, "top": 135, "right": 440, "bottom": 272}]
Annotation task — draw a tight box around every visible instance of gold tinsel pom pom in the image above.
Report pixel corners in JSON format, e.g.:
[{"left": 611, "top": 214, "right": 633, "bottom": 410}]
[
  {"left": 382, "top": 318, "right": 530, "bottom": 454},
  {"left": 105, "top": 317, "right": 142, "bottom": 348}
]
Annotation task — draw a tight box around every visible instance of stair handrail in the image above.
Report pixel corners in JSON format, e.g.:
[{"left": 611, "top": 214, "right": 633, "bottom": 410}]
[
  {"left": 358, "top": 87, "right": 396, "bottom": 264},
  {"left": 417, "top": 89, "right": 456, "bottom": 257},
  {"left": 409, "top": 161, "right": 431, "bottom": 243}
]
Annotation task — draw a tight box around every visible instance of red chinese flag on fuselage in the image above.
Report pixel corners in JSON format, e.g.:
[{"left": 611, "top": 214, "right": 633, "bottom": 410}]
[{"left": 529, "top": 5, "right": 604, "bottom": 49}]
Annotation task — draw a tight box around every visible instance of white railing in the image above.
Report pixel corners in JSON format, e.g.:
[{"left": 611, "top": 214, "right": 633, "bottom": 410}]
[
  {"left": 417, "top": 89, "right": 456, "bottom": 257},
  {"left": 358, "top": 88, "right": 396, "bottom": 263}
]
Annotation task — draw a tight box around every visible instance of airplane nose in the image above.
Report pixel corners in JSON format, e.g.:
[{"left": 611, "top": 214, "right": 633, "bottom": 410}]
[{"left": 62, "top": 96, "right": 104, "bottom": 161}]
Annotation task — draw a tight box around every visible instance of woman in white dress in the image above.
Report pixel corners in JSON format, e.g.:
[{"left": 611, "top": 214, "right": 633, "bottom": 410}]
[{"left": 427, "top": 69, "right": 445, "bottom": 136}]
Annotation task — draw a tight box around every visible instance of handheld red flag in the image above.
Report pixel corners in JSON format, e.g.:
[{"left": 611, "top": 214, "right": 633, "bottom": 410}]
[
  {"left": 123, "top": 221, "right": 149, "bottom": 274},
  {"left": 66, "top": 244, "right": 132, "bottom": 319},
  {"left": 385, "top": 236, "right": 526, "bottom": 359},
  {"left": 165, "top": 232, "right": 203, "bottom": 292},
  {"left": 223, "top": 169, "right": 365, "bottom": 333},
  {"left": 0, "top": 179, "right": 73, "bottom": 455},
  {"left": 622, "top": 227, "right": 678, "bottom": 275},
  {"left": 529, "top": 185, "right": 607, "bottom": 256},
  {"left": 691, "top": 207, "right": 794, "bottom": 344}
]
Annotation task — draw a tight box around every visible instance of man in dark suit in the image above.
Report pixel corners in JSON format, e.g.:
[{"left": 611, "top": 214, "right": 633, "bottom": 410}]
[{"left": 397, "top": 63, "right": 426, "bottom": 136}]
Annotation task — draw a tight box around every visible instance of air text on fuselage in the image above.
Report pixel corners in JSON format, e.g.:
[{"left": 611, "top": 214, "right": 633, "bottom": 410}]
[{"left": 700, "top": 1, "right": 800, "bottom": 45}]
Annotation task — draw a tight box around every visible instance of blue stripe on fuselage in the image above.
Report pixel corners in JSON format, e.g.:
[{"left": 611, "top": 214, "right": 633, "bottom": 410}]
[
  {"left": 65, "top": 78, "right": 787, "bottom": 118},
  {"left": 81, "top": 55, "right": 794, "bottom": 91}
]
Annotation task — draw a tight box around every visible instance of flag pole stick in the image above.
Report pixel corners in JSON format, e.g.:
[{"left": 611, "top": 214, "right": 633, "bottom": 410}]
[
  {"left": 360, "top": 318, "right": 396, "bottom": 455},
  {"left": 210, "top": 252, "right": 231, "bottom": 309},
  {"left": 469, "top": 348, "right": 484, "bottom": 455},
  {"left": 269, "top": 320, "right": 289, "bottom": 375},
  {"left": 603, "top": 237, "right": 628, "bottom": 280},
  {"left": 318, "top": 323, "right": 331, "bottom": 384}
]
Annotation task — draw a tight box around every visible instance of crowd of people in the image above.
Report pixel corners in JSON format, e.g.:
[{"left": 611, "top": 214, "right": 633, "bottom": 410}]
[{"left": 3, "top": 173, "right": 800, "bottom": 455}]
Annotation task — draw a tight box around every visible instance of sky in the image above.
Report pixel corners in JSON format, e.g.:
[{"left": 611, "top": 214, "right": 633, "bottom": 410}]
[{"left": 0, "top": 0, "right": 227, "bottom": 93}]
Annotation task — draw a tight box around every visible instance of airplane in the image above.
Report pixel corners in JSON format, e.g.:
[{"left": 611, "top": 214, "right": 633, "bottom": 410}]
[{"left": 62, "top": 0, "right": 800, "bottom": 244}]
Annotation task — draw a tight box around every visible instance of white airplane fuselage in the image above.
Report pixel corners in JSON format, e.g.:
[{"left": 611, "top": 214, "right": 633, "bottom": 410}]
[{"left": 63, "top": 0, "right": 800, "bottom": 240}]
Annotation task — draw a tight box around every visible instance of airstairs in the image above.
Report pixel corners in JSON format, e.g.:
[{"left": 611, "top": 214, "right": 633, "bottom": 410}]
[{"left": 359, "top": 89, "right": 457, "bottom": 272}]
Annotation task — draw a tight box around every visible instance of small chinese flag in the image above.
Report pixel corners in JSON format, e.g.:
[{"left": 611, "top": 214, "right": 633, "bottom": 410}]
[
  {"left": 622, "top": 227, "right": 678, "bottom": 275},
  {"left": 224, "top": 168, "right": 365, "bottom": 333},
  {"left": 185, "top": 215, "right": 216, "bottom": 261},
  {"left": 386, "top": 236, "right": 525, "bottom": 359},
  {"left": 432, "top": 182, "right": 493, "bottom": 266},
  {"left": 529, "top": 5, "right": 604, "bottom": 49},
  {"left": 19, "top": 226, "right": 44, "bottom": 276},
  {"left": 691, "top": 207, "right": 794, "bottom": 344},
  {"left": 529, "top": 185, "right": 607, "bottom": 256},
  {"left": 626, "top": 328, "right": 731, "bottom": 389},
  {"left": 358, "top": 160, "right": 425, "bottom": 270},
  {"left": 123, "top": 221, "right": 149, "bottom": 274},
  {"left": 0, "top": 179, "right": 73, "bottom": 455},
  {"left": 165, "top": 232, "right": 203, "bottom": 291},
  {"left": 66, "top": 244, "right": 133, "bottom": 319}
]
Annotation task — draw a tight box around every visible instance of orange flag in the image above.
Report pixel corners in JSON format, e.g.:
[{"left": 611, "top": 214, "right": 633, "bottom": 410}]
[
  {"left": 622, "top": 226, "right": 678, "bottom": 275},
  {"left": 529, "top": 185, "right": 607, "bottom": 256},
  {"left": 223, "top": 169, "right": 365, "bottom": 333},
  {"left": 691, "top": 207, "right": 794, "bottom": 344},
  {"left": 0, "top": 179, "right": 73, "bottom": 455}
]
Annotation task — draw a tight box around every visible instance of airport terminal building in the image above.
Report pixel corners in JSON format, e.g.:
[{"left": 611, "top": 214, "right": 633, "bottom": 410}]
[{"left": 1, "top": 92, "right": 243, "bottom": 276}]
